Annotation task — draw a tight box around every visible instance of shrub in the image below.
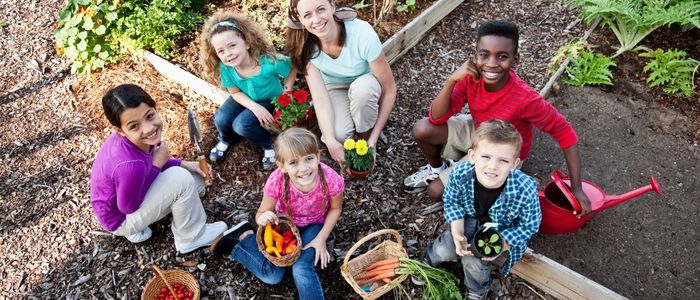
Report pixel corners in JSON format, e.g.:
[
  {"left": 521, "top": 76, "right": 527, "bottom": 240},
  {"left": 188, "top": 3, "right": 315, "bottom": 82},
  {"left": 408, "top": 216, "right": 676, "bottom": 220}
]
[
  {"left": 639, "top": 49, "right": 699, "bottom": 99},
  {"left": 563, "top": 50, "right": 617, "bottom": 86}
]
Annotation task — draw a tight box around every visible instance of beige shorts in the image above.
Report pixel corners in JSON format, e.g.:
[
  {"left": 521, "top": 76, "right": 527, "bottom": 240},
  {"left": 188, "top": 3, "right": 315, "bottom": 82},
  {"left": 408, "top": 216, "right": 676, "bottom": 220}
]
[
  {"left": 325, "top": 73, "right": 381, "bottom": 142},
  {"left": 439, "top": 114, "right": 476, "bottom": 184}
]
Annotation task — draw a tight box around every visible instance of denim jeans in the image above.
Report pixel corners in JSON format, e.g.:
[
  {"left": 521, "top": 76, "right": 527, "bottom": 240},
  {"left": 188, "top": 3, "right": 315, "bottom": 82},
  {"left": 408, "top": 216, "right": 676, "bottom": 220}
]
[
  {"left": 231, "top": 223, "right": 325, "bottom": 300},
  {"left": 425, "top": 230, "right": 492, "bottom": 294},
  {"left": 214, "top": 96, "right": 274, "bottom": 150}
]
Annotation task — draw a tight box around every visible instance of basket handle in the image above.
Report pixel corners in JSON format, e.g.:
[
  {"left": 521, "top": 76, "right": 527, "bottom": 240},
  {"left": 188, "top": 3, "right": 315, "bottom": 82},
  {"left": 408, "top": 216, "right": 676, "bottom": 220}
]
[
  {"left": 152, "top": 265, "right": 180, "bottom": 300},
  {"left": 342, "top": 229, "right": 404, "bottom": 268}
]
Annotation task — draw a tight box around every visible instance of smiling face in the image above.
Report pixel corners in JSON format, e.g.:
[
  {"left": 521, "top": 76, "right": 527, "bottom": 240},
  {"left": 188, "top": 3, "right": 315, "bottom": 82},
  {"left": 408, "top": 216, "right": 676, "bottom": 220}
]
[
  {"left": 468, "top": 139, "right": 520, "bottom": 189},
  {"left": 210, "top": 30, "right": 250, "bottom": 68},
  {"left": 296, "top": 0, "right": 337, "bottom": 39},
  {"left": 117, "top": 102, "right": 162, "bottom": 152},
  {"left": 278, "top": 153, "right": 321, "bottom": 192},
  {"left": 474, "top": 35, "right": 519, "bottom": 92}
]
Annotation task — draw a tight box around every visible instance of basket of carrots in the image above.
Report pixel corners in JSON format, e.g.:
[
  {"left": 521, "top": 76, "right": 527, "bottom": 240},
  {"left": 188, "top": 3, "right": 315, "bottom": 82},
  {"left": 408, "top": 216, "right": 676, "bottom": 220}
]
[
  {"left": 141, "top": 265, "right": 199, "bottom": 300},
  {"left": 341, "top": 229, "right": 463, "bottom": 300},
  {"left": 256, "top": 214, "right": 302, "bottom": 267}
]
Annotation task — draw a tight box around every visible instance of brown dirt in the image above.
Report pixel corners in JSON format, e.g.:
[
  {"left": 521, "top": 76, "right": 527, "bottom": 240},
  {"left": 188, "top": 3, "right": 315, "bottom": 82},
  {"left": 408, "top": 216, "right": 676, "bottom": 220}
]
[{"left": 1, "top": 0, "right": 698, "bottom": 299}]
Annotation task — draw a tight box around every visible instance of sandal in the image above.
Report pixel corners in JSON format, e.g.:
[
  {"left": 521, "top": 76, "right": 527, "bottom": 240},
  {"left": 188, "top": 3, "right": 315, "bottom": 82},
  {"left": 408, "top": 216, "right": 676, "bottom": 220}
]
[
  {"left": 209, "top": 141, "right": 231, "bottom": 163},
  {"left": 209, "top": 221, "right": 253, "bottom": 256},
  {"left": 261, "top": 156, "right": 276, "bottom": 171}
]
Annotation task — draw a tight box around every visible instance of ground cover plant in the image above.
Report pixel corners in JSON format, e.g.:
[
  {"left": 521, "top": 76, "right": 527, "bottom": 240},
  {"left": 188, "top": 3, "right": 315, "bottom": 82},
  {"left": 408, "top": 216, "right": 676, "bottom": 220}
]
[{"left": 639, "top": 48, "right": 699, "bottom": 98}]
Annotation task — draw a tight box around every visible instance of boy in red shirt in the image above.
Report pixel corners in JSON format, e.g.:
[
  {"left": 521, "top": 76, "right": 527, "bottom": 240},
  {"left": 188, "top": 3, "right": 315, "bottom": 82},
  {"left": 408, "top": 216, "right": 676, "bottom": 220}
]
[{"left": 402, "top": 20, "right": 591, "bottom": 216}]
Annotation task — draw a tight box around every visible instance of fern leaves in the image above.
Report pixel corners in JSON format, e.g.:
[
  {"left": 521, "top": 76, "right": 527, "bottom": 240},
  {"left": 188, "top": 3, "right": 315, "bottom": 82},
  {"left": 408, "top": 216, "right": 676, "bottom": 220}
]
[
  {"left": 640, "top": 49, "right": 699, "bottom": 98},
  {"left": 563, "top": 50, "right": 617, "bottom": 86}
]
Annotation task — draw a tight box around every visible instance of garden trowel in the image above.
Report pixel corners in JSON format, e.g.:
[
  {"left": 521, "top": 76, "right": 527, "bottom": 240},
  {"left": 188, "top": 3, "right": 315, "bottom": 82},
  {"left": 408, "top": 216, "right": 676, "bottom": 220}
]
[{"left": 187, "top": 108, "right": 212, "bottom": 186}]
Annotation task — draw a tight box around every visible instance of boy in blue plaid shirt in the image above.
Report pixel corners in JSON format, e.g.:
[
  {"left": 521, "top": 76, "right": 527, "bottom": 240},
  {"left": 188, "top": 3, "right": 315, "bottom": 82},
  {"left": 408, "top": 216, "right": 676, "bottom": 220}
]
[{"left": 422, "top": 119, "right": 541, "bottom": 300}]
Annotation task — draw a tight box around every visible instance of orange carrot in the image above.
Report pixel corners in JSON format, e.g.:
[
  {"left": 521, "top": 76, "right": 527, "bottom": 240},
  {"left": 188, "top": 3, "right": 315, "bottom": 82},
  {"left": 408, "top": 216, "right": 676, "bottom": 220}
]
[
  {"left": 356, "top": 269, "right": 396, "bottom": 286},
  {"left": 364, "top": 257, "right": 399, "bottom": 272},
  {"left": 355, "top": 264, "right": 399, "bottom": 281}
]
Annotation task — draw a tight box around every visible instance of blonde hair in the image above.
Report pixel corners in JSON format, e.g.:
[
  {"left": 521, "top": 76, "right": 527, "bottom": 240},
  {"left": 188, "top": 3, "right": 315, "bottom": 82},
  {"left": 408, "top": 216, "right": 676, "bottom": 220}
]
[
  {"left": 473, "top": 119, "right": 522, "bottom": 157},
  {"left": 274, "top": 128, "right": 328, "bottom": 212},
  {"left": 199, "top": 12, "right": 276, "bottom": 86}
]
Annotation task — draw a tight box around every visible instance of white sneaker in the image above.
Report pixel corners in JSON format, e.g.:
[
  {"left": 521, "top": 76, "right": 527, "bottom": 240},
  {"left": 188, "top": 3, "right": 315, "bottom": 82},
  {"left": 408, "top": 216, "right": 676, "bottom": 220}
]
[
  {"left": 125, "top": 227, "right": 152, "bottom": 243},
  {"left": 175, "top": 221, "right": 227, "bottom": 254},
  {"left": 402, "top": 163, "right": 447, "bottom": 194}
]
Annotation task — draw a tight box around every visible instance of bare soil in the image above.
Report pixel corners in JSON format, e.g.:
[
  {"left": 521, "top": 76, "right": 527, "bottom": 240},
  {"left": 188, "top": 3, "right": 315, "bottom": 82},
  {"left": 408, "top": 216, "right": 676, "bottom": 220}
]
[{"left": 1, "top": 0, "right": 698, "bottom": 299}]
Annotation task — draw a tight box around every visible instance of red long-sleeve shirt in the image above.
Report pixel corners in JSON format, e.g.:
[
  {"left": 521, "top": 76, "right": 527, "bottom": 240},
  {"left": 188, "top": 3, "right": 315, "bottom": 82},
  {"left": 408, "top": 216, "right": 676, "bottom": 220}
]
[{"left": 429, "top": 70, "right": 578, "bottom": 160}]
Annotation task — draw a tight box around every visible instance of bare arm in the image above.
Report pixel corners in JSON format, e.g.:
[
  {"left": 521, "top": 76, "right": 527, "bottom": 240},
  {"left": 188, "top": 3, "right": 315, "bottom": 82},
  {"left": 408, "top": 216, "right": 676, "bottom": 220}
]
[
  {"left": 304, "top": 64, "right": 345, "bottom": 166},
  {"left": 367, "top": 52, "right": 396, "bottom": 148},
  {"left": 255, "top": 195, "right": 279, "bottom": 226},
  {"left": 562, "top": 144, "right": 592, "bottom": 216},
  {"left": 302, "top": 192, "right": 343, "bottom": 269},
  {"left": 283, "top": 66, "right": 298, "bottom": 91},
  {"left": 226, "top": 87, "right": 275, "bottom": 126},
  {"left": 431, "top": 61, "right": 479, "bottom": 119}
]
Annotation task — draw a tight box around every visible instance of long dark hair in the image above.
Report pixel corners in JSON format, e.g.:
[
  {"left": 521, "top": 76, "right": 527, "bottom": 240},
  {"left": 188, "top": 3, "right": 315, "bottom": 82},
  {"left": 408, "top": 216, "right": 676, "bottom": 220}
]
[
  {"left": 102, "top": 84, "right": 156, "bottom": 127},
  {"left": 285, "top": 0, "right": 346, "bottom": 74}
]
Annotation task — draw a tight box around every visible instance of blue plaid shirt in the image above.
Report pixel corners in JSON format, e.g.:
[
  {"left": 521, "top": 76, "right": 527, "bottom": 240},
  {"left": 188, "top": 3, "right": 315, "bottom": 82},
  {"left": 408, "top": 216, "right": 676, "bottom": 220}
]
[{"left": 443, "top": 162, "right": 541, "bottom": 276}]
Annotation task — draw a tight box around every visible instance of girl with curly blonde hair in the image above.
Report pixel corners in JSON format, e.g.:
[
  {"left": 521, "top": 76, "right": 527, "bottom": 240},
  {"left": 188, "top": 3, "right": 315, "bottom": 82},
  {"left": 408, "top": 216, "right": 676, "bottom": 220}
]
[{"left": 200, "top": 12, "right": 296, "bottom": 170}]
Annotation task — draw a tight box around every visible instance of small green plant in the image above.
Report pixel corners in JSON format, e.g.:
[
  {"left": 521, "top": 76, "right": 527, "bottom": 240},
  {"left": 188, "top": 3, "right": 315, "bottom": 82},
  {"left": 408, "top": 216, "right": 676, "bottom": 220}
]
[
  {"left": 352, "top": 0, "right": 371, "bottom": 10},
  {"left": 272, "top": 88, "right": 312, "bottom": 130},
  {"left": 549, "top": 39, "right": 587, "bottom": 74},
  {"left": 564, "top": 0, "right": 700, "bottom": 57},
  {"left": 396, "top": 0, "right": 417, "bottom": 13},
  {"left": 343, "top": 139, "right": 375, "bottom": 172},
  {"left": 563, "top": 50, "right": 617, "bottom": 86},
  {"left": 477, "top": 233, "right": 502, "bottom": 255},
  {"left": 54, "top": 0, "right": 121, "bottom": 74},
  {"left": 639, "top": 49, "right": 699, "bottom": 98}
]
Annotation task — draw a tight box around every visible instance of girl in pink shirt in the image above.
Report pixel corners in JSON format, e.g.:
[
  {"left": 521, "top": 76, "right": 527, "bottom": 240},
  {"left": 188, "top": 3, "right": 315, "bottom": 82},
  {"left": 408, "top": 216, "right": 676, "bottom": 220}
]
[{"left": 210, "top": 128, "right": 344, "bottom": 300}]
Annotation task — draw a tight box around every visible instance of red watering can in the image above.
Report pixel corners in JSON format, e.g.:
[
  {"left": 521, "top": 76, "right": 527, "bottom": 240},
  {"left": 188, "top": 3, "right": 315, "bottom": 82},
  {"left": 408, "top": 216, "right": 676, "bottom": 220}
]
[{"left": 538, "top": 170, "right": 663, "bottom": 234}]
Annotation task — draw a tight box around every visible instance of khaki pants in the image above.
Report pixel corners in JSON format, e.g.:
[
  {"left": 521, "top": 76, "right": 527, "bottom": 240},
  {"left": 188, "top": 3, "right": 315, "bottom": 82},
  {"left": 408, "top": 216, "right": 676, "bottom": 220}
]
[
  {"left": 112, "top": 167, "right": 206, "bottom": 244},
  {"left": 325, "top": 73, "right": 381, "bottom": 142}
]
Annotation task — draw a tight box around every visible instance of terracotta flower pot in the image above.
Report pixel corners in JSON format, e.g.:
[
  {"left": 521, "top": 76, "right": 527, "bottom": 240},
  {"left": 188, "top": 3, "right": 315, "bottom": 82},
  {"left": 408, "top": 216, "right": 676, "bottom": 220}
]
[{"left": 346, "top": 159, "right": 375, "bottom": 180}]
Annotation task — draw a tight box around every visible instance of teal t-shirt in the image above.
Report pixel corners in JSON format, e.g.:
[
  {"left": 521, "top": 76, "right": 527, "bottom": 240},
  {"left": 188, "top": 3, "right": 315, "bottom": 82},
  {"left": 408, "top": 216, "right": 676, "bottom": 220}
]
[
  {"left": 310, "top": 19, "right": 382, "bottom": 84},
  {"left": 220, "top": 54, "right": 292, "bottom": 102}
]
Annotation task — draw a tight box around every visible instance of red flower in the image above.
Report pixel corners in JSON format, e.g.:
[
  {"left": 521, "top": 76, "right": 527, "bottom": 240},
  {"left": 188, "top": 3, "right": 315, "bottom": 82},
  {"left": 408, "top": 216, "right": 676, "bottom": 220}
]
[
  {"left": 278, "top": 93, "right": 291, "bottom": 107},
  {"left": 292, "top": 89, "right": 308, "bottom": 104},
  {"left": 274, "top": 110, "right": 281, "bottom": 120}
]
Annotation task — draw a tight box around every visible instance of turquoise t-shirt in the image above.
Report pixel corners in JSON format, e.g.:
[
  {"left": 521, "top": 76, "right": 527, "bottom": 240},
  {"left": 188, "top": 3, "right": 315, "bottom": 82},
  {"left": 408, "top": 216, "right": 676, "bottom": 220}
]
[
  {"left": 220, "top": 54, "right": 292, "bottom": 102},
  {"left": 310, "top": 19, "right": 382, "bottom": 84}
]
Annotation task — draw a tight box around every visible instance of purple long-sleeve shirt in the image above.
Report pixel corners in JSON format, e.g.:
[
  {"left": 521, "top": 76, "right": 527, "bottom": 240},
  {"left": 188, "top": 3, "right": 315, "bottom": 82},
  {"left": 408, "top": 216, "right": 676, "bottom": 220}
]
[{"left": 90, "top": 132, "right": 180, "bottom": 231}]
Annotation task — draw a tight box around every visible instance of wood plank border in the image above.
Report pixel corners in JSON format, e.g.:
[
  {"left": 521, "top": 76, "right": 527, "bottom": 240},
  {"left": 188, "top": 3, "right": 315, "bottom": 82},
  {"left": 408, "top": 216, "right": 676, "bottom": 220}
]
[
  {"left": 382, "top": 0, "right": 465, "bottom": 64},
  {"left": 511, "top": 249, "right": 628, "bottom": 300}
]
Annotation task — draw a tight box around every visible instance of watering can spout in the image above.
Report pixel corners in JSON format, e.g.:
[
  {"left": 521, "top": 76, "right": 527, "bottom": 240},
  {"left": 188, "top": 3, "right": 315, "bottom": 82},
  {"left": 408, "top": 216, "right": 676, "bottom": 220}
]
[{"left": 598, "top": 176, "right": 663, "bottom": 212}]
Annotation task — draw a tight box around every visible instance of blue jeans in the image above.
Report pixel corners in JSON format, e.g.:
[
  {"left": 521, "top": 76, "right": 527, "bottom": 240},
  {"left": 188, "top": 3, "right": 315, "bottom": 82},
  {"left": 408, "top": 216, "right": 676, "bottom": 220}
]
[
  {"left": 425, "top": 230, "right": 491, "bottom": 294},
  {"left": 214, "top": 96, "right": 274, "bottom": 150},
  {"left": 231, "top": 223, "right": 325, "bottom": 300}
]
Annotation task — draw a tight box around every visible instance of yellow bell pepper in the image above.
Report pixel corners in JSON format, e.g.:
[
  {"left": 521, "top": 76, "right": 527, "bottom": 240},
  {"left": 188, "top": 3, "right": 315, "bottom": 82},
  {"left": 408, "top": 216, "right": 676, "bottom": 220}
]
[
  {"left": 266, "top": 245, "right": 281, "bottom": 257},
  {"left": 264, "top": 224, "right": 273, "bottom": 247}
]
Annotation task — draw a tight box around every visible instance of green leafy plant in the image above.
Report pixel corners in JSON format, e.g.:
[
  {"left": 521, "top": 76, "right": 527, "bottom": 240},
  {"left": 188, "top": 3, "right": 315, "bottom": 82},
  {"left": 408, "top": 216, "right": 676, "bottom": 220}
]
[
  {"left": 549, "top": 39, "right": 587, "bottom": 74},
  {"left": 352, "top": 0, "right": 371, "bottom": 10},
  {"left": 54, "top": 0, "right": 120, "bottom": 74},
  {"left": 112, "top": 0, "right": 204, "bottom": 59},
  {"left": 639, "top": 49, "right": 699, "bottom": 98},
  {"left": 564, "top": 0, "right": 700, "bottom": 57},
  {"left": 476, "top": 233, "right": 502, "bottom": 255},
  {"left": 343, "top": 139, "right": 375, "bottom": 172},
  {"left": 396, "top": 0, "right": 417, "bottom": 13},
  {"left": 272, "top": 88, "right": 312, "bottom": 130},
  {"left": 563, "top": 50, "right": 617, "bottom": 86}
]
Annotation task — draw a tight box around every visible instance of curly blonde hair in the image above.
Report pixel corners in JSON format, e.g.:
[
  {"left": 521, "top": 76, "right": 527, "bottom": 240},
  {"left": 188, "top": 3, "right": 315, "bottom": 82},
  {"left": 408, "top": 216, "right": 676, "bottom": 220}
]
[{"left": 199, "top": 12, "right": 276, "bottom": 86}]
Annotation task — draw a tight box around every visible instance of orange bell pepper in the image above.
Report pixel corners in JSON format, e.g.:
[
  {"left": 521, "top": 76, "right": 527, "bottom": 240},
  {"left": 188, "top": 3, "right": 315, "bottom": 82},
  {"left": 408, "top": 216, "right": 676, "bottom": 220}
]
[
  {"left": 271, "top": 229, "right": 284, "bottom": 254},
  {"left": 285, "top": 244, "right": 297, "bottom": 254}
]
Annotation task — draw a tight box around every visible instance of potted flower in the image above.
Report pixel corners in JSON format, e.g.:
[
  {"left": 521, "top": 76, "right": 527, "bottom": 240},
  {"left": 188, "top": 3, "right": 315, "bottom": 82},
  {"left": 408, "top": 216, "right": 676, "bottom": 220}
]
[
  {"left": 266, "top": 88, "right": 313, "bottom": 133},
  {"left": 343, "top": 138, "right": 375, "bottom": 180},
  {"left": 469, "top": 223, "right": 505, "bottom": 258}
]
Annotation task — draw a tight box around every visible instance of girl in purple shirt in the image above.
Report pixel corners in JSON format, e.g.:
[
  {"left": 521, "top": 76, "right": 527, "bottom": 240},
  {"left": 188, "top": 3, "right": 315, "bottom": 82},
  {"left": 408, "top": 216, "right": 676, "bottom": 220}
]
[
  {"left": 89, "top": 84, "right": 226, "bottom": 254},
  {"left": 209, "top": 128, "right": 344, "bottom": 300}
]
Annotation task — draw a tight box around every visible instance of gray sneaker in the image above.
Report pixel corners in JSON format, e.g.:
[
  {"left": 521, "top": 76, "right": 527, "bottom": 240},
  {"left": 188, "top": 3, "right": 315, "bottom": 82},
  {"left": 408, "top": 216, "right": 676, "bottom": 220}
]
[{"left": 402, "top": 163, "right": 446, "bottom": 194}]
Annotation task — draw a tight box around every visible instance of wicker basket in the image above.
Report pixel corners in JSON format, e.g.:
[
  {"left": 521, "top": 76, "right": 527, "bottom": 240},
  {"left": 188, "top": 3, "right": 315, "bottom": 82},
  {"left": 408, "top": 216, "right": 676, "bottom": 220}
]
[
  {"left": 340, "top": 229, "right": 409, "bottom": 300},
  {"left": 256, "top": 214, "right": 302, "bottom": 267},
  {"left": 141, "top": 265, "right": 200, "bottom": 300}
]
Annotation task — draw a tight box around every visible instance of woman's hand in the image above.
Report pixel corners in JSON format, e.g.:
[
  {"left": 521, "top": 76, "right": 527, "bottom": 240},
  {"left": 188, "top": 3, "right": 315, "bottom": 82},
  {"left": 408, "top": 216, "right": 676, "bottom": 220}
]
[
  {"left": 256, "top": 211, "right": 278, "bottom": 226},
  {"left": 152, "top": 142, "right": 170, "bottom": 168},
  {"left": 327, "top": 140, "right": 345, "bottom": 168},
  {"left": 180, "top": 160, "right": 211, "bottom": 178},
  {"left": 302, "top": 237, "right": 331, "bottom": 269},
  {"left": 251, "top": 103, "right": 275, "bottom": 126}
]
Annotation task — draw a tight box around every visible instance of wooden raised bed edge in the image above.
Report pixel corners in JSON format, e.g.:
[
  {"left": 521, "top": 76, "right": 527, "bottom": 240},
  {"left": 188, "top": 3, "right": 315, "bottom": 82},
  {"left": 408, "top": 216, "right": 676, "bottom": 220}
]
[{"left": 142, "top": 2, "right": 625, "bottom": 299}]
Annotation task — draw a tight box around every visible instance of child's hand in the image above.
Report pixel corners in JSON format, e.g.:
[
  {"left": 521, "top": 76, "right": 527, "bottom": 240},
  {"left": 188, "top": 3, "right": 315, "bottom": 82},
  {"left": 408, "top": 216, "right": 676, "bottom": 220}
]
[
  {"left": 251, "top": 103, "right": 275, "bottom": 126},
  {"left": 451, "top": 231, "right": 471, "bottom": 257},
  {"left": 152, "top": 142, "right": 170, "bottom": 168},
  {"left": 180, "top": 160, "right": 210, "bottom": 178},
  {"left": 256, "top": 211, "right": 278, "bottom": 226},
  {"left": 450, "top": 61, "right": 479, "bottom": 83},
  {"left": 302, "top": 237, "right": 331, "bottom": 269}
]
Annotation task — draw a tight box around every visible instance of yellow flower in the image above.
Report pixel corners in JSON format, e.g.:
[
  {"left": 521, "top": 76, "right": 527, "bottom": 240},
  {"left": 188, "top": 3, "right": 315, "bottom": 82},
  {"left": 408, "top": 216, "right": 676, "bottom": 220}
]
[
  {"left": 343, "top": 139, "right": 356, "bottom": 150},
  {"left": 355, "top": 139, "right": 368, "bottom": 156}
]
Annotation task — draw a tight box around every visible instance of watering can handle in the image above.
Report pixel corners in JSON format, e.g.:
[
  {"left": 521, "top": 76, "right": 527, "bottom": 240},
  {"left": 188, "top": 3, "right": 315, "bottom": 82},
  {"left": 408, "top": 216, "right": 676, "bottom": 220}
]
[{"left": 551, "top": 170, "right": 583, "bottom": 213}]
